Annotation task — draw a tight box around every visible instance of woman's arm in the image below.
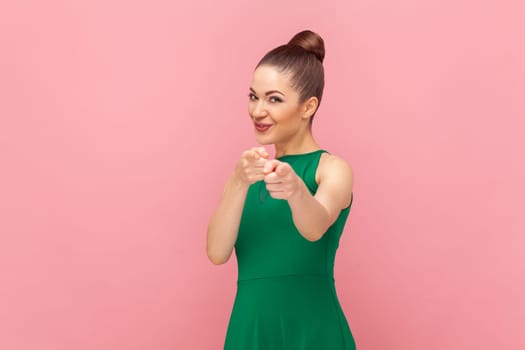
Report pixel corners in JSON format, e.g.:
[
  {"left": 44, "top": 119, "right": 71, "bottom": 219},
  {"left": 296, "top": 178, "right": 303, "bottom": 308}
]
[
  {"left": 264, "top": 154, "right": 353, "bottom": 241},
  {"left": 206, "top": 148, "right": 268, "bottom": 264}
]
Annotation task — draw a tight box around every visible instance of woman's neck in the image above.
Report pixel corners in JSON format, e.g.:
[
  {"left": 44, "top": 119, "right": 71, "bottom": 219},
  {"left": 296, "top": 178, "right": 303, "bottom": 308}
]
[{"left": 273, "top": 130, "right": 320, "bottom": 158}]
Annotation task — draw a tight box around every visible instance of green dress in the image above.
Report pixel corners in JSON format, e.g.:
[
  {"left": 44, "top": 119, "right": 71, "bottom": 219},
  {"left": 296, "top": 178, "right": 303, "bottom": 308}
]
[{"left": 224, "top": 150, "right": 356, "bottom": 350}]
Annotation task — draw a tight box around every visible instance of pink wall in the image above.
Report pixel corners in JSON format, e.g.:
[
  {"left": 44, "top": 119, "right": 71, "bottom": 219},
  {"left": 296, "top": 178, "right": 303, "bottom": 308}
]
[{"left": 1, "top": 1, "right": 523, "bottom": 349}]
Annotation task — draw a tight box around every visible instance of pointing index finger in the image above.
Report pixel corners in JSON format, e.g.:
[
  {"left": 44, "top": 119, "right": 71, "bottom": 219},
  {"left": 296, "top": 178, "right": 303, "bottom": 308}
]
[{"left": 263, "top": 159, "right": 280, "bottom": 174}]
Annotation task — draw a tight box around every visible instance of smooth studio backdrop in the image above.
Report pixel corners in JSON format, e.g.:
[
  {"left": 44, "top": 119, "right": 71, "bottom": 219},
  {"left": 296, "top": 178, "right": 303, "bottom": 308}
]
[{"left": 1, "top": 1, "right": 523, "bottom": 349}]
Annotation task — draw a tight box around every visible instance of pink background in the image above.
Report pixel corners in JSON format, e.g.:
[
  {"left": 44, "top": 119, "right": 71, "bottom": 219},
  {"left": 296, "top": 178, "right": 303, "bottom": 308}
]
[{"left": 1, "top": 0, "right": 524, "bottom": 349}]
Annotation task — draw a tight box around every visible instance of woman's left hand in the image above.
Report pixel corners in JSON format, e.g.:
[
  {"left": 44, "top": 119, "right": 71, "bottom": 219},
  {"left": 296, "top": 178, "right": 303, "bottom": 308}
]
[{"left": 263, "top": 160, "right": 303, "bottom": 200}]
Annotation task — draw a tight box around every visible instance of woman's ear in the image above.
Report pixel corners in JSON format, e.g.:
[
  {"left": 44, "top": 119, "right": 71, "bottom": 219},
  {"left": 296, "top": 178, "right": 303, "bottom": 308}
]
[{"left": 302, "top": 96, "right": 319, "bottom": 120}]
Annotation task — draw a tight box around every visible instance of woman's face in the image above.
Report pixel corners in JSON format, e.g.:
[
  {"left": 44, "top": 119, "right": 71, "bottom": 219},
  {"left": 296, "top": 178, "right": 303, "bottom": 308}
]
[{"left": 248, "top": 65, "right": 310, "bottom": 145}]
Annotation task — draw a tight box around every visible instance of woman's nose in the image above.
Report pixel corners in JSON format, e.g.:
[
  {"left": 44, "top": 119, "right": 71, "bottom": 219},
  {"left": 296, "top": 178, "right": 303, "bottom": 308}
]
[{"left": 251, "top": 100, "right": 267, "bottom": 117}]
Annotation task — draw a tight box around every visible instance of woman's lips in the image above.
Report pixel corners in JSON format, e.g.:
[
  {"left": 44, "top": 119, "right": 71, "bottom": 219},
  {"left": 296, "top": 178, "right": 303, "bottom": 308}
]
[{"left": 254, "top": 122, "right": 272, "bottom": 132}]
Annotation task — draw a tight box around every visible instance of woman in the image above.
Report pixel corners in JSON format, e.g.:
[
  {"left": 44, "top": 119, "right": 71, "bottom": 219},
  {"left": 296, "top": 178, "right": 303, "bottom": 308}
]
[{"left": 207, "top": 30, "right": 356, "bottom": 350}]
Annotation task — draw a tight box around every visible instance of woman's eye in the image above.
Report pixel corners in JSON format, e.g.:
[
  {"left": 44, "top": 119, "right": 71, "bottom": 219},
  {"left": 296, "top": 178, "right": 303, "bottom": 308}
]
[
  {"left": 248, "top": 93, "right": 258, "bottom": 101},
  {"left": 269, "top": 96, "right": 283, "bottom": 103}
]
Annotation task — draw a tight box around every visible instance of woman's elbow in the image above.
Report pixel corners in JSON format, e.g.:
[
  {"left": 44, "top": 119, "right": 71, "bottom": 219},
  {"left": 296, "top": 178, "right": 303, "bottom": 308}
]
[
  {"left": 303, "top": 232, "right": 324, "bottom": 242},
  {"left": 297, "top": 223, "right": 330, "bottom": 242},
  {"left": 297, "top": 226, "right": 325, "bottom": 242},
  {"left": 206, "top": 247, "right": 231, "bottom": 265}
]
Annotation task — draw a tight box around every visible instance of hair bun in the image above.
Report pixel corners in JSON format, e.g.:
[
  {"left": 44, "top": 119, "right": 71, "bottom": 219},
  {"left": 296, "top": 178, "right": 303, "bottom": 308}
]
[{"left": 288, "top": 30, "right": 325, "bottom": 63}]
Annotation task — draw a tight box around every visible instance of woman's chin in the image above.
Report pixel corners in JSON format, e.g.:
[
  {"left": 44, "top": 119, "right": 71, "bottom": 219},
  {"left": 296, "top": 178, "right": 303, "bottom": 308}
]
[{"left": 254, "top": 134, "right": 273, "bottom": 145}]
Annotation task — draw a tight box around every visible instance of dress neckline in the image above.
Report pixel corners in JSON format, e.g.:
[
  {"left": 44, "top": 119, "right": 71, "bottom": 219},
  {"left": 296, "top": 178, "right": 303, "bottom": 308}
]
[{"left": 276, "top": 149, "right": 327, "bottom": 160}]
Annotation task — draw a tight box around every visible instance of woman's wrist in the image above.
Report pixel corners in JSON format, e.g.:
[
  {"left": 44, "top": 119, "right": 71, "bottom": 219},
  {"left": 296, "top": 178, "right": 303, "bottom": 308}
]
[{"left": 228, "top": 172, "right": 250, "bottom": 192}]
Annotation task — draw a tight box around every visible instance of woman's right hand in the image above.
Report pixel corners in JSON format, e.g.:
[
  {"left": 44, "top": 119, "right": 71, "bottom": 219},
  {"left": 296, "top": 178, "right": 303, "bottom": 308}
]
[
  {"left": 234, "top": 147, "right": 269, "bottom": 186},
  {"left": 207, "top": 146, "right": 269, "bottom": 265}
]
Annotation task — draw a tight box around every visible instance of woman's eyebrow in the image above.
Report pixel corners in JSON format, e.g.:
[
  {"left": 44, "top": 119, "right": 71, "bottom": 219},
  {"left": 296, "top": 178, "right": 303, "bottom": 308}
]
[{"left": 249, "top": 87, "right": 285, "bottom": 96}]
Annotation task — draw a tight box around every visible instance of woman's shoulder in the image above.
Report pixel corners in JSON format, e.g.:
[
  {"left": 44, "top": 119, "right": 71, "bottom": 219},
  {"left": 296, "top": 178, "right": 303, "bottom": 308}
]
[
  {"left": 313, "top": 151, "right": 354, "bottom": 209},
  {"left": 316, "top": 151, "right": 354, "bottom": 185}
]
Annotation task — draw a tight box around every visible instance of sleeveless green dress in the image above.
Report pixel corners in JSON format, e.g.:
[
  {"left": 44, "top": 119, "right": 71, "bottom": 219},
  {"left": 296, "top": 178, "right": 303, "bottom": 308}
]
[{"left": 224, "top": 150, "right": 356, "bottom": 350}]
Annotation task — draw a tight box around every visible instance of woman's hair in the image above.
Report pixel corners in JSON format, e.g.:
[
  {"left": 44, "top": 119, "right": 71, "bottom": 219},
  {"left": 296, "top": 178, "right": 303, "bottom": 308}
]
[{"left": 256, "top": 30, "right": 325, "bottom": 123}]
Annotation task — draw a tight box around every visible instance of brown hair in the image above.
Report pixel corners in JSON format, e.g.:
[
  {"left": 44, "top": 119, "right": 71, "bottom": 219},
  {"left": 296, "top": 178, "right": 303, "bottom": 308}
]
[{"left": 256, "top": 30, "right": 325, "bottom": 123}]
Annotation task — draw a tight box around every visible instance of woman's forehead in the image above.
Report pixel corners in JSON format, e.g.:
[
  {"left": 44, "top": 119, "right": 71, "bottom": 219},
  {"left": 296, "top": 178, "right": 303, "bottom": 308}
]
[{"left": 251, "top": 65, "right": 294, "bottom": 92}]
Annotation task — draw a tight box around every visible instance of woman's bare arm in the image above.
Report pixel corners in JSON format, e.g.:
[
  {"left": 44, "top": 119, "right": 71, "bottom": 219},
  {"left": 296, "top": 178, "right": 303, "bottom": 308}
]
[
  {"left": 206, "top": 148, "right": 268, "bottom": 264},
  {"left": 264, "top": 154, "right": 353, "bottom": 241}
]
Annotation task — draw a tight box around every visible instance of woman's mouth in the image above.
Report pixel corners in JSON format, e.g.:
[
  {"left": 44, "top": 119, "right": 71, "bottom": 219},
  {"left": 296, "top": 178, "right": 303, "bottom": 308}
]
[{"left": 254, "top": 122, "right": 272, "bottom": 133}]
